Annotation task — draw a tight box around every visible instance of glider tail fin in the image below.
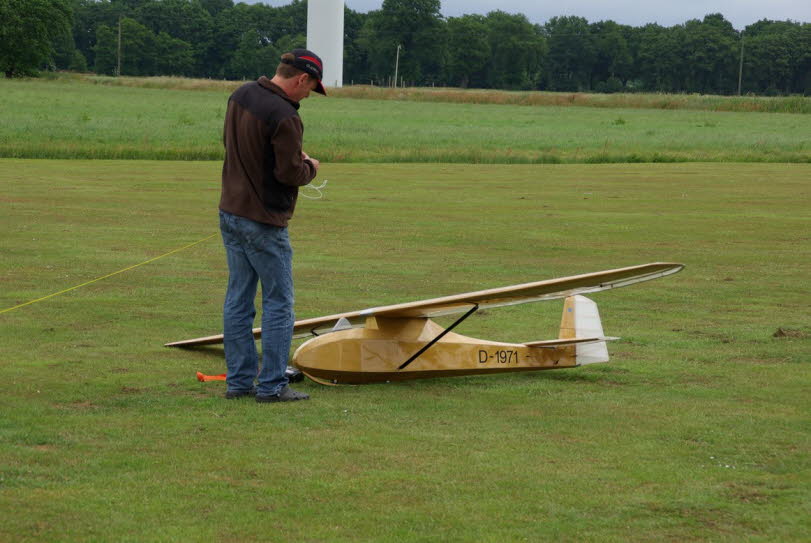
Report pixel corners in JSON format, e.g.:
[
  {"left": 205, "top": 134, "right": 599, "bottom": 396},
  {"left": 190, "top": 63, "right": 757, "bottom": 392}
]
[{"left": 559, "top": 295, "right": 611, "bottom": 365}]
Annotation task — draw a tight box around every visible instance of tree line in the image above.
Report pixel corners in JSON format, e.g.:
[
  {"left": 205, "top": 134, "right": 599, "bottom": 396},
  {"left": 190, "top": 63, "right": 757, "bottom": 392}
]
[{"left": 2, "top": 0, "right": 810, "bottom": 95}]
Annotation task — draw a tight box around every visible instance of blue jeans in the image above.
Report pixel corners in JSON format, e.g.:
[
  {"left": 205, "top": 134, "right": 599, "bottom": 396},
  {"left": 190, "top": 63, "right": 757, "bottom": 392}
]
[{"left": 219, "top": 210, "right": 293, "bottom": 396}]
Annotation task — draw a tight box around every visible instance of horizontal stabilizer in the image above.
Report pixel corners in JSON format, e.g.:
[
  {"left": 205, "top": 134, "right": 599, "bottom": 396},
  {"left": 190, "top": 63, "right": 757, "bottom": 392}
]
[{"left": 524, "top": 336, "right": 619, "bottom": 349}]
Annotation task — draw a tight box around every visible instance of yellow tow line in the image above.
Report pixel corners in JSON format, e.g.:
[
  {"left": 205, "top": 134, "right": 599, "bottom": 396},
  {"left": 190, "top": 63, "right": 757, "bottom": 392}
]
[{"left": 1, "top": 233, "right": 218, "bottom": 315}]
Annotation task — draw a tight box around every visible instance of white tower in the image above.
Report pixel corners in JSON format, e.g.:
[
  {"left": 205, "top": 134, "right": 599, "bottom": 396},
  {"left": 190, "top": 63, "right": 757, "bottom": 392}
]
[{"left": 307, "top": 0, "right": 344, "bottom": 89}]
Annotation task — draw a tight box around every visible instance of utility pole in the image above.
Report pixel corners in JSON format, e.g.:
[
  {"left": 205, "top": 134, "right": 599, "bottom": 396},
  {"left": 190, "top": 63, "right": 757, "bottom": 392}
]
[
  {"left": 116, "top": 16, "right": 122, "bottom": 77},
  {"left": 394, "top": 44, "right": 401, "bottom": 88},
  {"left": 737, "top": 31, "right": 744, "bottom": 96}
]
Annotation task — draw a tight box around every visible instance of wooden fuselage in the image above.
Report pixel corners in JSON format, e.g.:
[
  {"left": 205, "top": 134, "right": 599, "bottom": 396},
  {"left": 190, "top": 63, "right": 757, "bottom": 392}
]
[{"left": 293, "top": 316, "right": 577, "bottom": 384}]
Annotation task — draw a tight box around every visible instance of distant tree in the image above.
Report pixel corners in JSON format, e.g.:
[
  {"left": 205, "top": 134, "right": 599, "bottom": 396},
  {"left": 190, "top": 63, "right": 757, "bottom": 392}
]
[
  {"left": 93, "top": 16, "right": 168, "bottom": 76},
  {"left": 119, "top": 17, "right": 157, "bottom": 75},
  {"left": 93, "top": 23, "right": 116, "bottom": 75},
  {"left": 354, "top": 10, "right": 386, "bottom": 82},
  {"left": 743, "top": 28, "right": 794, "bottom": 94},
  {"left": 134, "top": 0, "right": 213, "bottom": 75},
  {"left": 445, "top": 14, "right": 490, "bottom": 87},
  {"left": 274, "top": 33, "right": 306, "bottom": 53},
  {"left": 210, "top": 3, "right": 255, "bottom": 78},
  {"left": 483, "top": 11, "right": 545, "bottom": 90},
  {"left": 51, "top": 20, "right": 77, "bottom": 69},
  {"left": 154, "top": 31, "right": 194, "bottom": 75},
  {"left": 359, "top": 0, "right": 446, "bottom": 85},
  {"left": 742, "top": 18, "right": 796, "bottom": 39},
  {"left": 635, "top": 24, "right": 685, "bottom": 92},
  {"left": 796, "top": 24, "right": 811, "bottom": 94},
  {"left": 68, "top": 48, "right": 88, "bottom": 71},
  {"left": 590, "top": 20, "right": 632, "bottom": 88},
  {"left": 0, "top": 0, "right": 73, "bottom": 77},
  {"left": 199, "top": 0, "right": 231, "bottom": 17},
  {"left": 544, "top": 15, "right": 595, "bottom": 91},
  {"left": 742, "top": 20, "right": 811, "bottom": 94},
  {"left": 681, "top": 14, "right": 738, "bottom": 93},
  {"left": 225, "top": 31, "right": 260, "bottom": 80},
  {"left": 273, "top": 0, "right": 308, "bottom": 37},
  {"left": 342, "top": 6, "right": 370, "bottom": 84},
  {"left": 225, "top": 29, "right": 281, "bottom": 80},
  {"left": 71, "top": 0, "right": 121, "bottom": 70},
  {"left": 212, "top": 2, "right": 299, "bottom": 79}
]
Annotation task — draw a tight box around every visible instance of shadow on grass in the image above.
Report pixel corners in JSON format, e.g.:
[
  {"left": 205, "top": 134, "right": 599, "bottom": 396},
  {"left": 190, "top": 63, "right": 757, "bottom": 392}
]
[
  {"left": 173, "top": 345, "right": 224, "bottom": 360},
  {"left": 370, "top": 368, "right": 625, "bottom": 391}
]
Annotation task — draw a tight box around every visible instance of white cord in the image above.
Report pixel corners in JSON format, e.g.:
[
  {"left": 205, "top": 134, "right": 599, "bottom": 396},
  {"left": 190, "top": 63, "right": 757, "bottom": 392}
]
[{"left": 301, "top": 179, "right": 328, "bottom": 200}]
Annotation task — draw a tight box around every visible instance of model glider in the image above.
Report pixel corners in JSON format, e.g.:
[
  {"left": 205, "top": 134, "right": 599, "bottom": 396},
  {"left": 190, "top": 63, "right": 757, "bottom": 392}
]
[{"left": 168, "top": 262, "right": 683, "bottom": 384}]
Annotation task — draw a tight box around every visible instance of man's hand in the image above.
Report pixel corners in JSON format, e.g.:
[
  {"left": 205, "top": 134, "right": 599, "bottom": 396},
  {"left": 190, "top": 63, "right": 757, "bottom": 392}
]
[{"left": 302, "top": 151, "right": 320, "bottom": 172}]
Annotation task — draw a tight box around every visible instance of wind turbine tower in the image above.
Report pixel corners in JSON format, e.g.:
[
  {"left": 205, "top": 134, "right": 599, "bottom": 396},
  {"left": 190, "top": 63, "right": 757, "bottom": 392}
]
[{"left": 307, "top": 0, "right": 344, "bottom": 89}]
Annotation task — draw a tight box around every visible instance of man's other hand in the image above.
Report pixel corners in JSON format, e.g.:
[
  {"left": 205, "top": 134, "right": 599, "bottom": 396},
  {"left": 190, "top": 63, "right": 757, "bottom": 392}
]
[{"left": 302, "top": 152, "right": 320, "bottom": 172}]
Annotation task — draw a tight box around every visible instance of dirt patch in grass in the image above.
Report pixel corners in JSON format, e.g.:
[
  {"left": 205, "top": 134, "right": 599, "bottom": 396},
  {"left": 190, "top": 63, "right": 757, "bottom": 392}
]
[
  {"left": 53, "top": 401, "right": 99, "bottom": 410},
  {"left": 724, "top": 482, "right": 770, "bottom": 505},
  {"left": 772, "top": 327, "right": 807, "bottom": 339}
]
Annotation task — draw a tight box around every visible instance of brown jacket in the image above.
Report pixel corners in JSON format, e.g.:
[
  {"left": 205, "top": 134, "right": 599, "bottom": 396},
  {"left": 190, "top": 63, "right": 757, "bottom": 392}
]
[{"left": 219, "top": 76, "right": 317, "bottom": 227}]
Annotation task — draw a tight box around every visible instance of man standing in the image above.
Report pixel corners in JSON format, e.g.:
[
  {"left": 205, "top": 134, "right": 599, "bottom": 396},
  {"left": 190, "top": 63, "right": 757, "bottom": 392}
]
[{"left": 218, "top": 49, "right": 325, "bottom": 403}]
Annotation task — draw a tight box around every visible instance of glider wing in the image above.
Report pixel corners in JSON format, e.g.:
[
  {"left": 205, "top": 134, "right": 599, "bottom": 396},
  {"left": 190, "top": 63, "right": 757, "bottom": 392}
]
[{"left": 165, "top": 262, "right": 683, "bottom": 347}]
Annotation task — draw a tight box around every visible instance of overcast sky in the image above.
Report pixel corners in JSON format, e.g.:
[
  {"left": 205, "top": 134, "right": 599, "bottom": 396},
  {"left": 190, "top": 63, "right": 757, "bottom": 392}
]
[{"left": 257, "top": 0, "right": 810, "bottom": 29}]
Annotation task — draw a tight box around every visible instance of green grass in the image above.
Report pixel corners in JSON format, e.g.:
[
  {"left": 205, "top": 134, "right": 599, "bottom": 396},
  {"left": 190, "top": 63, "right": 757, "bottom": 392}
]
[
  {"left": 331, "top": 85, "right": 811, "bottom": 114},
  {"left": 1, "top": 159, "right": 809, "bottom": 541},
  {"left": 2, "top": 77, "right": 810, "bottom": 163},
  {"left": 48, "top": 72, "right": 811, "bottom": 114}
]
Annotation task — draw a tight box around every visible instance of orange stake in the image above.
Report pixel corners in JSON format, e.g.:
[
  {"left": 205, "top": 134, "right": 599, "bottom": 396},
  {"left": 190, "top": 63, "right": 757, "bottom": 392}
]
[{"left": 196, "top": 372, "right": 226, "bottom": 382}]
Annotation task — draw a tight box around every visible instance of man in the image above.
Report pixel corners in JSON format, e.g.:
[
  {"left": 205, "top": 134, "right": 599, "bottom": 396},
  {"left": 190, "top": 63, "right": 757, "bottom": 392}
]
[{"left": 218, "top": 49, "right": 325, "bottom": 403}]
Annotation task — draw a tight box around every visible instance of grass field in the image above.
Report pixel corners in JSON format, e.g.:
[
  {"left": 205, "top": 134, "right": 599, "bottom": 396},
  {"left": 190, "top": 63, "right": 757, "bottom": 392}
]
[
  {"left": 46, "top": 72, "right": 811, "bottom": 114},
  {"left": 1, "top": 159, "right": 809, "bottom": 541},
  {"left": 2, "top": 77, "right": 810, "bottom": 163}
]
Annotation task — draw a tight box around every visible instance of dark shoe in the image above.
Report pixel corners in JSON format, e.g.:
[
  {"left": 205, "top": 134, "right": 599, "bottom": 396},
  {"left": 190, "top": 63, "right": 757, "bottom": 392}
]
[
  {"left": 256, "top": 385, "right": 310, "bottom": 403},
  {"left": 225, "top": 388, "right": 256, "bottom": 399},
  {"left": 285, "top": 366, "right": 304, "bottom": 383}
]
